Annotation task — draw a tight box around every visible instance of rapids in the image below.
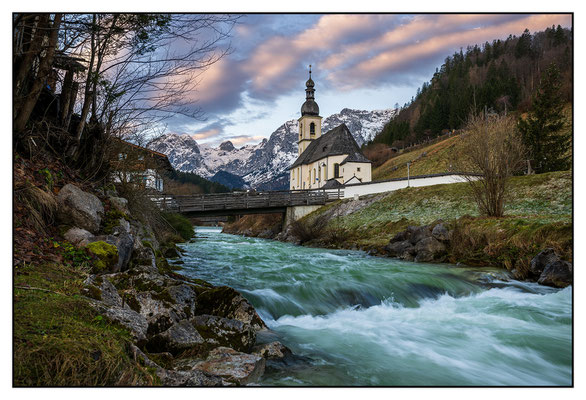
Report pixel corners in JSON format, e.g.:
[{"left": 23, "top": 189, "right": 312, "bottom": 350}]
[{"left": 177, "top": 227, "right": 572, "bottom": 386}]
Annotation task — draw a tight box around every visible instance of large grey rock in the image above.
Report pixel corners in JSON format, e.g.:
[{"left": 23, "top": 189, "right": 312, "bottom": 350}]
[
  {"left": 146, "top": 319, "right": 205, "bottom": 355},
  {"left": 165, "top": 284, "right": 198, "bottom": 317},
  {"left": 408, "top": 225, "right": 432, "bottom": 245},
  {"left": 384, "top": 240, "right": 414, "bottom": 258},
  {"left": 193, "top": 347, "right": 265, "bottom": 386},
  {"left": 84, "top": 275, "right": 123, "bottom": 307},
  {"left": 192, "top": 314, "right": 256, "bottom": 352},
  {"left": 57, "top": 184, "right": 104, "bottom": 233},
  {"left": 431, "top": 223, "right": 450, "bottom": 242},
  {"left": 530, "top": 248, "right": 561, "bottom": 278},
  {"left": 414, "top": 237, "right": 446, "bottom": 262},
  {"left": 112, "top": 230, "right": 134, "bottom": 272},
  {"left": 538, "top": 260, "right": 572, "bottom": 288},
  {"left": 98, "top": 303, "right": 148, "bottom": 343},
  {"left": 195, "top": 286, "right": 267, "bottom": 331},
  {"left": 64, "top": 227, "right": 95, "bottom": 247}
]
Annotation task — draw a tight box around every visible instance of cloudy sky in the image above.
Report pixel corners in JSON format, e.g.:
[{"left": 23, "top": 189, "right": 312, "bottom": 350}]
[{"left": 167, "top": 13, "right": 572, "bottom": 148}]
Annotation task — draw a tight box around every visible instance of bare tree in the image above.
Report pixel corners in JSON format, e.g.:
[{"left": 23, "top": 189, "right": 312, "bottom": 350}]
[
  {"left": 13, "top": 13, "right": 239, "bottom": 167},
  {"left": 455, "top": 113, "right": 526, "bottom": 217}
]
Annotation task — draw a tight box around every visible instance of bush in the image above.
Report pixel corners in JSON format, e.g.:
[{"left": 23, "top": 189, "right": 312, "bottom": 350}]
[
  {"left": 289, "top": 214, "right": 328, "bottom": 244},
  {"left": 162, "top": 212, "right": 194, "bottom": 241}
]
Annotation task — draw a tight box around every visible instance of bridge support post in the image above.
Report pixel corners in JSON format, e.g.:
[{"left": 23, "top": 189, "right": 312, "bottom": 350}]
[{"left": 283, "top": 205, "right": 324, "bottom": 229}]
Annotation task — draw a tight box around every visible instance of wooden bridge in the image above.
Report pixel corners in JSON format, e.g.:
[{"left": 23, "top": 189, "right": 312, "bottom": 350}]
[{"left": 149, "top": 188, "right": 343, "bottom": 217}]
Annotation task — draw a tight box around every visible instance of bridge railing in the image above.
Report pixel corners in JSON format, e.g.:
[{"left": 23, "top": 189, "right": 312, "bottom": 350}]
[{"left": 148, "top": 188, "right": 344, "bottom": 213}]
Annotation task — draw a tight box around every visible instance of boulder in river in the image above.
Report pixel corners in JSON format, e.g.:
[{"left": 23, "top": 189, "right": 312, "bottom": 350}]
[
  {"left": 195, "top": 286, "right": 267, "bottom": 331},
  {"left": 192, "top": 314, "right": 256, "bottom": 352},
  {"left": 414, "top": 237, "right": 446, "bottom": 262},
  {"left": 529, "top": 248, "right": 561, "bottom": 278},
  {"left": 537, "top": 260, "right": 572, "bottom": 288},
  {"left": 384, "top": 240, "right": 414, "bottom": 258}
]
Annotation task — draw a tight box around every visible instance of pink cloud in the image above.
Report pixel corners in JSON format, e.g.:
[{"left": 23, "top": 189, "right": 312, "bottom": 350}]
[{"left": 328, "top": 14, "right": 572, "bottom": 90}]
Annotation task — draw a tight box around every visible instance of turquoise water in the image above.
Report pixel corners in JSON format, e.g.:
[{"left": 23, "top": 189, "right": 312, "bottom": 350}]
[{"left": 178, "top": 227, "right": 572, "bottom": 386}]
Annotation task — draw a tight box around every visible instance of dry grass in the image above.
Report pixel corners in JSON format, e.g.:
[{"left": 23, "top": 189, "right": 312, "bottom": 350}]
[
  {"left": 223, "top": 213, "right": 283, "bottom": 238},
  {"left": 15, "top": 184, "right": 58, "bottom": 233}
]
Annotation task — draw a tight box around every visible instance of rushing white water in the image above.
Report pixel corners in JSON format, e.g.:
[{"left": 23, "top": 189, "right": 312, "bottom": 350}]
[{"left": 178, "top": 227, "right": 572, "bottom": 386}]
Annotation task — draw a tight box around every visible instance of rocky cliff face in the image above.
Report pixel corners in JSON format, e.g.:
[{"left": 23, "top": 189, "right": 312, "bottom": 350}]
[{"left": 149, "top": 108, "right": 396, "bottom": 190}]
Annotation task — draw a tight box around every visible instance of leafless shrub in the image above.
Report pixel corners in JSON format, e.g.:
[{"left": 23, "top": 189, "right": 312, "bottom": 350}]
[
  {"left": 454, "top": 113, "right": 526, "bottom": 217},
  {"left": 289, "top": 214, "right": 329, "bottom": 244}
]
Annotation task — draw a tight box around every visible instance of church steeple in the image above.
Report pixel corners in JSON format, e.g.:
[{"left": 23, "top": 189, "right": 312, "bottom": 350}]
[
  {"left": 298, "top": 65, "right": 322, "bottom": 156},
  {"left": 301, "top": 65, "right": 319, "bottom": 116}
]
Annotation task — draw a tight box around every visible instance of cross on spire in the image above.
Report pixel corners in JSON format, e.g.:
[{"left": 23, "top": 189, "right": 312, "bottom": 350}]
[{"left": 309, "top": 64, "right": 312, "bottom": 78}]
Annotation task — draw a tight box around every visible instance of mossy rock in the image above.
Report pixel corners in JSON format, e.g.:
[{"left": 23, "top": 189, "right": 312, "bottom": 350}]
[
  {"left": 102, "top": 209, "right": 129, "bottom": 234},
  {"left": 86, "top": 241, "right": 119, "bottom": 273}
]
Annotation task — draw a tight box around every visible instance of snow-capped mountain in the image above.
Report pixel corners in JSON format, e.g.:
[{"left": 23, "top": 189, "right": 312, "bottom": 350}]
[
  {"left": 322, "top": 108, "right": 396, "bottom": 146},
  {"left": 149, "top": 108, "right": 396, "bottom": 190}
]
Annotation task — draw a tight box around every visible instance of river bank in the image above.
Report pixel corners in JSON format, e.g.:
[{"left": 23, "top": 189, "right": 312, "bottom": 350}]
[{"left": 223, "top": 171, "right": 573, "bottom": 286}]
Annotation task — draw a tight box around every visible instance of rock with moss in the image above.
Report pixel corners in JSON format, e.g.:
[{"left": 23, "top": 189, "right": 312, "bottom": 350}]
[
  {"left": 83, "top": 275, "right": 123, "bottom": 307},
  {"left": 86, "top": 241, "right": 119, "bottom": 273},
  {"left": 195, "top": 286, "right": 267, "bottom": 332},
  {"left": 146, "top": 320, "right": 205, "bottom": 355},
  {"left": 191, "top": 314, "right": 256, "bottom": 352},
  {"left": 56, "top": 184, "right": 104, "bottom": 233},
  {"left": 109, "top": 196, "right": 130, "bottom": 215}
]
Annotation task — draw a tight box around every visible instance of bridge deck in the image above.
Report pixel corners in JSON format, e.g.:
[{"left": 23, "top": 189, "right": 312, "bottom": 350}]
[{"left": 150, "top": 188, "right": 343, "bottom": 215}]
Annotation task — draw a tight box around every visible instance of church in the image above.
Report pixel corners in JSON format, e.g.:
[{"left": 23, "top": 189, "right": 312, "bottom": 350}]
[{"left": 289, "top": 67, "right": 372, "bottom": 190}]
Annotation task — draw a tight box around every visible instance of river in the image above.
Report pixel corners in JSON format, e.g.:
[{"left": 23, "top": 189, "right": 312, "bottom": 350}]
[{"left": 177, "top": 227, "right": 572, "bottom": 386}]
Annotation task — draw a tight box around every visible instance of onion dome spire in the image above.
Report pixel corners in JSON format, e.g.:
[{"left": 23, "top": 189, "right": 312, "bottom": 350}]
[{"left": 301, "top": 64, "right": 319, "bottom": 116}]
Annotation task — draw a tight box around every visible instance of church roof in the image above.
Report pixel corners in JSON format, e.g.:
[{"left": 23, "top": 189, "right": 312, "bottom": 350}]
[
  {"left": 289, "top": 123, "right": 372, "bottom": 169},
  {"left": 321, "top": 178, "right": 344, "bottom": 189}
]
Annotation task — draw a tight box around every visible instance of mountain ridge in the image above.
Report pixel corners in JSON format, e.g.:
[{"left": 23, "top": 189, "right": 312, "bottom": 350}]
[{"left": 149, "top": 108, "right": 396, "bottom": 190}]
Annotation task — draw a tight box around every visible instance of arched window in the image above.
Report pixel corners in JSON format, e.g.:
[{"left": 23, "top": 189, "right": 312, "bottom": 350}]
[
  {"left": 334, "top": 163, "right": 340, "bottom": 178},
  {"left": 310, "top": 122, "right": 315, "bottom": 135},
  {"left": 313, "top": 168, "right": 316, "bottom": 182}
]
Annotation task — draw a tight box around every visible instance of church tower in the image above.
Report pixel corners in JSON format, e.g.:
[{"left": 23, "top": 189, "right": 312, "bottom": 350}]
[{"left": 298, "top": 65, "right": 322, "bottom": 155}]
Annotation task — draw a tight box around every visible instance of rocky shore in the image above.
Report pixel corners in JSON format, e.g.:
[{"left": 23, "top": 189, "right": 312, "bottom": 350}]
[{"left": 51, "top": 183, "right": 294, "bottom": 386}]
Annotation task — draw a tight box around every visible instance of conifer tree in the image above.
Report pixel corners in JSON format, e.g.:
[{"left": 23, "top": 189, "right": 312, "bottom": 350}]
[{"left": 518, "top": 62, "right": 570, "bottom": 173}]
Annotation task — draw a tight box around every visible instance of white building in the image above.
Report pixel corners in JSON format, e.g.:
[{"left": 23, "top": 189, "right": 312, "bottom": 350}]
[{"left": 289, "top": 67, "right": 372, "bottom": 190}]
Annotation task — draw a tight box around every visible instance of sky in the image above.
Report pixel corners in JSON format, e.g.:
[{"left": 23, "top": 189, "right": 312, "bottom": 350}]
[{"left": 162, "top": 13, "right": 572, "bottom": 148}]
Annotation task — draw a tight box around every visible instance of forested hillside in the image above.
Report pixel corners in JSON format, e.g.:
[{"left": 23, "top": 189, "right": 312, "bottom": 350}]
[{"left": 369, "top": 25, "right": 572, "bottom": 149}]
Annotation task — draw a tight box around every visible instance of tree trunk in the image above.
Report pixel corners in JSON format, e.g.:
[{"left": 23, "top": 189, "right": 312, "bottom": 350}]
[
  {"left": 14, "top": 14, "right": 62, "bottom": 134},
  {"left": 13, "top": 14, "right": 49, "bottom": 116}
]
